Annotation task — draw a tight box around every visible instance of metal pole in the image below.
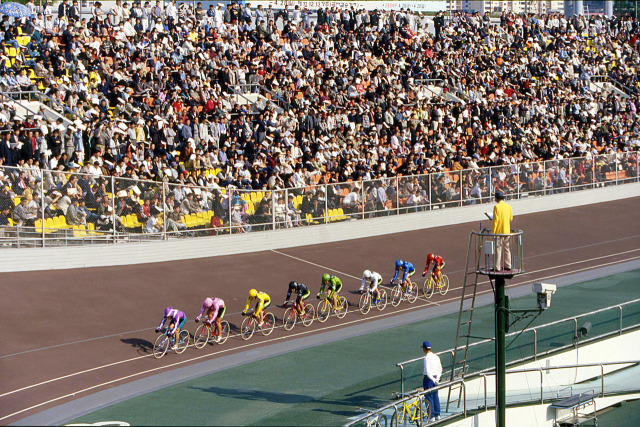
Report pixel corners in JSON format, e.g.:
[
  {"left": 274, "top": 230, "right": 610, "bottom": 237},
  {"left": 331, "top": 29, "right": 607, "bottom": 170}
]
[
  {"left": 162, "top": 183, "right": 167, "bottom": 240},
  {"left": 228, "top": 188, "right": 233, "bottom": 234},
  {"left": 495, "top": 275, "right": 507, "bottom": 427},
  {"left": 324, "top": 183, "right": 328, "bottom": 223},
  {"left": 395, "top": 176, "right": 400, "bottom": 214},
  {"left": 361, "top": 182, "right": 365, "bottom": 219},
  {"left": 41, "top": 177, "right": 45, "bottom": 247},
  {"left": 111, "top": 175, "right": 116, "bottom": 243},
  {"left": 428, "top": 173, "right": 432, "bottom": 210},
  {"left": 271, "top": 190, "right": 276, "bottom": 230},
  {"left": 459, "top": 170, "right": 463, "bottom": 206}
]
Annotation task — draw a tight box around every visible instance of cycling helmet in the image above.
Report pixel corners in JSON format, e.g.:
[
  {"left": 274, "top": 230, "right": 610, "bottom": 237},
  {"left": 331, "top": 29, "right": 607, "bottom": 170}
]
[
  {"left": 427, "top": 253, "right": 436, "bottom": 263},
  {"left": 288, "top": 281, "right": 298, "bottom": 290},
  {"left": 395, "top": 259, "right": 404, "bottom": 268},
  {"left": 322, "top": 273, "right": 331, "bottom": 282},
  {"left": 363, "top": 270, "right": 372, "bottom": 279},
  {"left": 164, "top": 307, "right": 173, "bottom": 317},
  {"left": 203, "top": 297, "right": 214, "bottom": 307},
  {"left": 249, "top": 289, "right": 258, "bottom": 298}
]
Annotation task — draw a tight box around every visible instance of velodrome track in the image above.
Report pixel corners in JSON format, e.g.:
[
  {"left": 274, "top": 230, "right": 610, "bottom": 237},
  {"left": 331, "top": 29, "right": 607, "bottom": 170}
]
[{"left": 1, "top": 197, "right": 640, "bottom": 424}]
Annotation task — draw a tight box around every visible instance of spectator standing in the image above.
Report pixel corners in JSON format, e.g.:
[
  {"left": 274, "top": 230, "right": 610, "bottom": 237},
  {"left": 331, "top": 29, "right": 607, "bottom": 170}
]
[
  {"left": 491, "top": 191, "right": 513, "bottom": 271},
  {"left": 422, "top": 341, "right": 442, "bottom": 422}
]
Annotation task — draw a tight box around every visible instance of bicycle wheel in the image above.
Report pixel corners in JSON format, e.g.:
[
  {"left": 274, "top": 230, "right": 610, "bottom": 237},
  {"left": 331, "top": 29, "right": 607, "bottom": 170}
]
[
  {"left": 175, "top": 330, "right": 189, "bottom": 354},
  {"left": 359, "top": 292, "right": 371, "bottom": 315},
  {"left": 153, "top": 334, "right": 169, "bottom": 359},
  {"left": 439, "top": 275, "right": 450, "bottom": 296},
  {"left": 391, "top": 285, "right": 402, "bottom": 307},
  {"left": 283, "top": 307, "right": 297, "bottom": 331},
  {"left": 406, "top": 282, "right": 418, "bottom": 303},
  {"left": 376, "top": 290, "right": 388, "bottom": 311},
  {"left": 317, "top": 300, "right": 330, "bottom": 322},
  {"left": 302, "top": 304, "right": 315, "bottom": 327},
  {"left": 336, "top": 296, "right": 348, "bottom": 319},
  {"left": 218, "top": 321, "right": 230, "bottom": 344},
  {"left": 423, "top": 277, "right": 435, "bottom": 299},
  {"left": 420, "top": 398, "right": 432, "bottom": 423},
  {"left": 392, "top": 406, "right": 408, "bottom": 427},
  {"left": 241, "top": 316, "right": 255, "bottom": 340},
  {"left": 261, "top": 312, "right": 275, "bottom": 336},
  {"left": 193, "top": 324, "right": 210, "bottom": 349}
]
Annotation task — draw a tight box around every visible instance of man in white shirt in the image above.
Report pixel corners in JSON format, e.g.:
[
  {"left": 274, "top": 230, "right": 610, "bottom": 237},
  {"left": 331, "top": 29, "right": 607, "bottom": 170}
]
[{"left": 422, "top": 341, "right": 442, "bottom": 422}]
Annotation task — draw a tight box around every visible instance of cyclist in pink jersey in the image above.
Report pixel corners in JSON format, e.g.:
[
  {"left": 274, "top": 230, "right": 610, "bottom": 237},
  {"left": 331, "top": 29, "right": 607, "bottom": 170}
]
[{"left": 195, "top": 297, "right": 226, "bottom": 342}]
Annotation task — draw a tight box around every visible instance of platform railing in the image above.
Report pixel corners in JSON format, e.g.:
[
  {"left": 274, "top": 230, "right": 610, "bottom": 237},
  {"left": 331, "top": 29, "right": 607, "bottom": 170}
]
[
  {"left": 0, "top": 150, "right": 637, "bottom": 248},
  {"left": 395, "top": 298, "right": 640, "bottom": 394},
  {"left": 345, "top": 360, "right": 640, "bottom": 427}
]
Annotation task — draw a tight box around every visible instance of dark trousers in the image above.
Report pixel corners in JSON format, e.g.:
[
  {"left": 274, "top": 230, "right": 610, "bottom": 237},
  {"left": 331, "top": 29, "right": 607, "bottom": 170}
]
[{"left": 423, "top": 376, "right": 440, "bottom": 417}]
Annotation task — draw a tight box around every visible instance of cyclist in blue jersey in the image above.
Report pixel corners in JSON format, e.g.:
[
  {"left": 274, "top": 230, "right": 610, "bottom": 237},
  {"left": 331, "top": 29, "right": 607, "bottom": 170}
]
[{"left": 391, "top": 259, "right": 415, "bottom": 292}]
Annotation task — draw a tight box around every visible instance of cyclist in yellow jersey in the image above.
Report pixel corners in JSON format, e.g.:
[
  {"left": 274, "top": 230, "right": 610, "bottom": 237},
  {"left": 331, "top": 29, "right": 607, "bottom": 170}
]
[{"left": 242, "top": 289, "right": 271, "bottom": 327}]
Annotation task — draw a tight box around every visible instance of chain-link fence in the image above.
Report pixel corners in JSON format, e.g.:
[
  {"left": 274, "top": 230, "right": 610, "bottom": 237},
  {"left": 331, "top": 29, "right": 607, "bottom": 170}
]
[{"left": 0, "top": 151, "right": 637, "bottom": 247}]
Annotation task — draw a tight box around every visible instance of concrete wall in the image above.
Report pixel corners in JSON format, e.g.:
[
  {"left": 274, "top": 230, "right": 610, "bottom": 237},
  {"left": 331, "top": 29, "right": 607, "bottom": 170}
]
[{"left": 2, "top": 182, "right": 639, "bottom": 272}]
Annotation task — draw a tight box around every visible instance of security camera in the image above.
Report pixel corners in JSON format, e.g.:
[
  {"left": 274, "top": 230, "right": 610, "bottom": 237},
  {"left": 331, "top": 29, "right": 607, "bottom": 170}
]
[{"left": 532, "top": 283, "right": 556, "bottom": 310}]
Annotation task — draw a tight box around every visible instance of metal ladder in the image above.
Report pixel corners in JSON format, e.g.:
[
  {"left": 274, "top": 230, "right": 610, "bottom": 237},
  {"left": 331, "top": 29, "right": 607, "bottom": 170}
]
[{"left": 446, "top": 234, "right": 481, "bottom": 411}]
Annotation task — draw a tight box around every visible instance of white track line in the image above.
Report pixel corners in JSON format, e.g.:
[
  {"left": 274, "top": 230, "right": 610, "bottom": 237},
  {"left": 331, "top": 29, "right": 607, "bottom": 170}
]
[
  {"left": 3, "top": 248, "right": 639, "bottom": 400},
  {"left": 6, "top": 242, "right": 638, "bottom": 361},
  {"left": 3, "top": 254, "right": 639, "bottom": 424},
  {"left": 270, "top": 249, "right": 362, "bottom": 280}
]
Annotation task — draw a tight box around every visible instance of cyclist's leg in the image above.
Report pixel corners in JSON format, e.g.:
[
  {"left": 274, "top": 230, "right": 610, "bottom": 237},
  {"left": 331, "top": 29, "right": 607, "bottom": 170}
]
[
  {"left": 215, "top": 306, "right": 225, "bottom": 335},
  {"left": 298, "top": 290, "right": 310, "bottom": 313},
  {"left": 176, "top": 316, "right": 187, "bottom": 342},
  {"left": 328, "top": 287, "right": 338, "bottom": 309},
  {"left": 260, "top": 299, "right": 271, "bottom": 323},
  {"left": 255, "top": 301, "right": 264, "bottom": 324},
  {"left": 433, "top": 266, "right": 441, "bottom": 285},
  {"left": 335, "top": 283, "right": 343, "bottom": 307},
  {"left": 406, "top": 269, "right": 415, "bottom": 289}
]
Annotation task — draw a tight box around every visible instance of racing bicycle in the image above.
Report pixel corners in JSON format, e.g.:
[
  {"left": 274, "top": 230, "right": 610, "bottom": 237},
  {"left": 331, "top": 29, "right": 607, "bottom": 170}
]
[
  {"left": 241, "top": 308, "right": 275, "bottom": 340},
  {"left": 316, "top": 291, "right": 348, "bottom": 322},
  {"left": 193, "top": 319, "right": 231, "bottom": 349},
  {"left": 392, "top": 392, "right": 432, "bottom": 426},
  {"left": 356, "top": 407, "right": 387, "bottom": 427},
  {"left": 153, "top": 326, "right": 189, "bottom": 359},
  {"left": 390, "top": 280, "right": 418, "bottom": 306},
  {"left": 282, "top": 300, "right": 315, "bottom": 330},
  {"left": 423, "top": 273, "right": 450, "bottom": 299},
  {"left": 359, "top": 288, "right": 388, "bottom": 314}
]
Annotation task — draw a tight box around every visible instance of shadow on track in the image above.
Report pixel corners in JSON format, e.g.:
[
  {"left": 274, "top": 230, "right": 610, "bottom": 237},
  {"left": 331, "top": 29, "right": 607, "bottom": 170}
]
[
  {"left": 121, "top": 338, "right": 153, "bottom": 355},
  {"left": 189, "top": 386, "right": 314, "bottom": 404}
]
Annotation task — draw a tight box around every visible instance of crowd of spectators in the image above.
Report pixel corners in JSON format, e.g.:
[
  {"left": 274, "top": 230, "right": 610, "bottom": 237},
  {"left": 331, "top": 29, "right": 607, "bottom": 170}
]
[{"left": 0, "top": 2, "right": 638, "bottom": 234}]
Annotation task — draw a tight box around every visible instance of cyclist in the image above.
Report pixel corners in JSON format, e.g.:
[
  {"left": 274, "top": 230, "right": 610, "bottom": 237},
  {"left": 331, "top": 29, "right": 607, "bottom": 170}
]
[
  {"left": 284, "top": 281, "right": 310, "bottom": 316},
  {"left": 242, "top": 288, "right": 271, "bottom": 327},
  {"left": 359, "top": 269, "right": 383, "bottom": 302},
  {"left": 317, "top": 273, "right": 342, "bottom": 311},
  {"left": 391, "top": 259, "right": 415, "bottom": 292},
  {"left": 195, "top": 297, "right": 226, "bottom": 343},
  {"left": 156, "top": 307, "right": 187, "bottom": 350},
  {"left": 423, "top": 253, "right": 446, "bottom": 283}
]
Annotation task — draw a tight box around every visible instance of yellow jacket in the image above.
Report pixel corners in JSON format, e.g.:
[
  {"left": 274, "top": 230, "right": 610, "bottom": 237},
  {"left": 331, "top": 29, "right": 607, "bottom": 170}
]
[{"left": 492, "top": 200, "right": 513, "bottom": 234}]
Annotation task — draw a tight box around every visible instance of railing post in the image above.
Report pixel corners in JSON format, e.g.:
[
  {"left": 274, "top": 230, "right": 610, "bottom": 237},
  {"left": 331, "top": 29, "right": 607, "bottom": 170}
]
[
  {"left": 228, "top": 188, "right": 233, "bottom": 234},
  {"left": 271, "top": 190, "right": 276, "bottom": 230},
  {"left": 111, "top": 175, "right": 116, "bottom": 243},
  {"left": 601, "top": 364, "right": 604, "bottom": 397},
  {"left": 361, "top": 182, "right": 365, "bottom": 220},
  {"left": 540, "top": 368, "right": 543, "bottom": 403},
  {"left": 324, "top": 183, "right": 328, "bottom": 223},
  {"left": 619, "top": 306, "right": 623, "bottom": 335},
  {"left": 573, "top": 318, "right": 578, "bottom": 348},
  {"left": 162, "top": 183, "right": 167, "bottom": 240},
  {"left": 428, "top": 173, "right": 432, "bottom": 210},
  {"left": 399, "top": 364, "right": 405, "bottom": 394},
  {"left": 569, "top": 160, "right": 573, "bottom": 192},
  {"left": 533, "top": 328, "right": 538, "bottom": 360},
  {"left": 41, "top": 177, "right": 45, "bottom": 247},
  {"left": 592, "top": 158, "right": 596, "bottom": 189},
  {"left": 396, "top": 176, "right": 400, "bottom": 214},
  {"left": 459, "top": 170, "right": 463, "bottom": 206}
]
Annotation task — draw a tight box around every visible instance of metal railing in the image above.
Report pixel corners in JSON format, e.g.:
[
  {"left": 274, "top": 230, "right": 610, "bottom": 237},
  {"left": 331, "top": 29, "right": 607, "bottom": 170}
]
[
  {"left": 345, "top": 360, "right": 640, "bottom": 427},
  {"left": 343, "top": 379, "right": 467, "bottom": 427},
  {"left": 591, "top": 75, "right": 636, "bottom": 96},
  {"left": 2, "top": 90, "right": 87, "bottom": 123},
  {"left": 229, "top": 83, "right": 291, "bottom": 111},
  {"left": 0, "top": 150, "right": 637, "bottom": 248},
  {"left": 395, "top": 298, "right": 640, "bottom": 394}
]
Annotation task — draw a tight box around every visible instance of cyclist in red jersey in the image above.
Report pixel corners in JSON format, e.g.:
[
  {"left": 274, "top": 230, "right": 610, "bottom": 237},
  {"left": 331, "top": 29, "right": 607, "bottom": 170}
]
[{"left": 423, "top": 253, "right": 446, "bottom": 279}]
